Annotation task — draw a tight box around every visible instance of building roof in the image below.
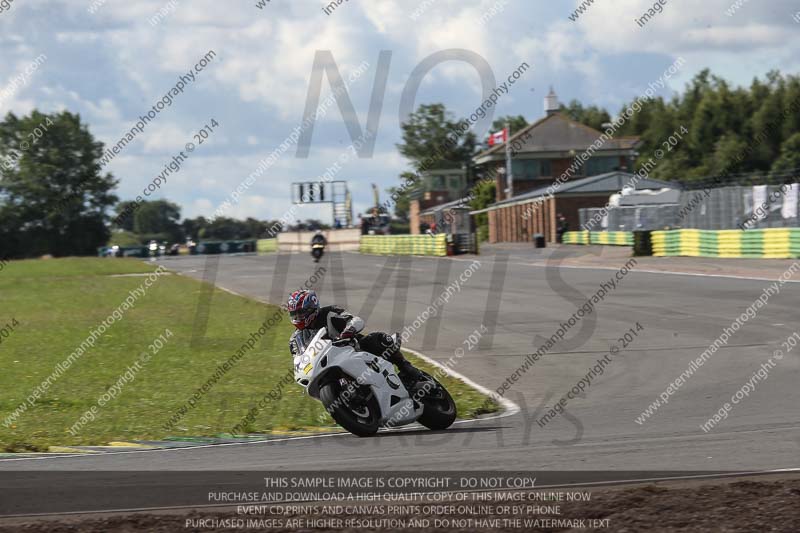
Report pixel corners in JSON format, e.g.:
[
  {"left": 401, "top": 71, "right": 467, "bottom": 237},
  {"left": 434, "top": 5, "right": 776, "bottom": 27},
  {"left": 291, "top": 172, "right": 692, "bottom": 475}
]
[
  {"left": 419, "top": 196, "right": 473, "bottom": 216},
  {"left": 471, "top": 171, "right": 681, "bottom": 213},
  {"left": 618, "top": 188, "right": 681, "bottom": 206},
  {"left": 473, "top": 113, "right": 640, "bottom": 164}
]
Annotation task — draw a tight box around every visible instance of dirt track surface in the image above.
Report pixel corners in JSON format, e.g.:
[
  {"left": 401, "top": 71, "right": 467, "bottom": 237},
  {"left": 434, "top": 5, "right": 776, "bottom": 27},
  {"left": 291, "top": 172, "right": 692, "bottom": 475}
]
[{"left": 3, "top": 475, "right": 798, "bottom": 532}]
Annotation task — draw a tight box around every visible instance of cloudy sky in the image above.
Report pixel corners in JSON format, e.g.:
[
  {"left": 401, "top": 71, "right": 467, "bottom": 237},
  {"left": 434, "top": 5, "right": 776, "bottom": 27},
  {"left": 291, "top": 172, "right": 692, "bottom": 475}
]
[{"left": 0, "top": 0, "right": 797, "bottom": 223}]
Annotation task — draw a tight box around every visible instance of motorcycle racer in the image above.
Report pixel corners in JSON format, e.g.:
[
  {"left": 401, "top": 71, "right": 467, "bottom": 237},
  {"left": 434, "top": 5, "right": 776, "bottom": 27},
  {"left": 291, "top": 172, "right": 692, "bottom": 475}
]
[
  {"left": 310, "top": 230, "right": 326, "bottom": 263},
  {"left": 287, "top": 289, "right": 424, "bottom": 391},
  {"left": 310, "top": 230, "right": 327, "bottom": 247}
]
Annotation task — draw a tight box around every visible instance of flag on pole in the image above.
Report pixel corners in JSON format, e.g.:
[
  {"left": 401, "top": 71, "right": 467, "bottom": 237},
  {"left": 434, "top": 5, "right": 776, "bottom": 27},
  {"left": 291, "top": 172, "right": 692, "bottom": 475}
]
[{"left": 488, "top": 128, "right": 507, "bottom": 146}]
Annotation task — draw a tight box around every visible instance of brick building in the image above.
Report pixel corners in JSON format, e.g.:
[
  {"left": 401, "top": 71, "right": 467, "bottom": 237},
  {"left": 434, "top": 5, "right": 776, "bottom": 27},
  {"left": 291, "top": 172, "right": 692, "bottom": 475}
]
[
  {"left": 473, "top": 171, "right": 676, "bottom": 243},
  {"left": 470, "top": 88, "right": 643, "bottom": 242},
  {"left": 473, "top": 89, "right": 641, "bottom": 203},
  {"left": 409, "top": 168, "right": 468, "bottom": 234}
]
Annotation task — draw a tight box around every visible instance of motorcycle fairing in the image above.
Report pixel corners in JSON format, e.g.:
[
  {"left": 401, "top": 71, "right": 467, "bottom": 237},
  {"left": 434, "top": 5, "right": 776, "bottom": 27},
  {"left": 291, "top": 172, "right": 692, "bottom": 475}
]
[{"left": 294, "top": 328, "right": 423, "bottom": 426}]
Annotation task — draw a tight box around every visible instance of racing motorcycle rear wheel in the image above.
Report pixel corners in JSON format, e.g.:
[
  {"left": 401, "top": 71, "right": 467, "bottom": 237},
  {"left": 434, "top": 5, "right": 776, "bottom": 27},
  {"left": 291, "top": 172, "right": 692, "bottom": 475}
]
[{"left": 320, "top": 376, "right": 380, "bottom": 437}]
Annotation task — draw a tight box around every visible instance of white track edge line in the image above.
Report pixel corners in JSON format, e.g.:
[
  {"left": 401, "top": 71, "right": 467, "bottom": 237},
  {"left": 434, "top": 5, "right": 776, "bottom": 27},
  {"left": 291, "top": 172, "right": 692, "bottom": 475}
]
[{"left": 403, "top": 347, "right": 520, "bottom": 419}]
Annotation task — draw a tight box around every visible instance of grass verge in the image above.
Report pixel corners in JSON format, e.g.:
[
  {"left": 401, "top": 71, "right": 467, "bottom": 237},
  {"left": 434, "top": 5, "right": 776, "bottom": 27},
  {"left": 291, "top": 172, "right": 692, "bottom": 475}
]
[{"left": 0, "top": 258, "right": 498, "bottom": 451}]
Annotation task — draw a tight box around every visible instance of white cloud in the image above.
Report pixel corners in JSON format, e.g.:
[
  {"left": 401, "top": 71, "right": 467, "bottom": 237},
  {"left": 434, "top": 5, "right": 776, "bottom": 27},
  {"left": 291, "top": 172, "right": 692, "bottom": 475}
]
[
  {"left": 140, "top": 123, "right": 191, "bottom": 154},
  {"left": 575, "top": 0, "right": 798, "bottom": 55}
]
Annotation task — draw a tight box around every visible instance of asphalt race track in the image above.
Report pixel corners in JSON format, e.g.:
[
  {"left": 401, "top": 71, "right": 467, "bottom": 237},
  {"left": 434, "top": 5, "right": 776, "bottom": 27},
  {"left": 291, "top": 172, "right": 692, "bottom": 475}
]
[{"left": 1, "top": 246, "right": 799, "bottom": 516}]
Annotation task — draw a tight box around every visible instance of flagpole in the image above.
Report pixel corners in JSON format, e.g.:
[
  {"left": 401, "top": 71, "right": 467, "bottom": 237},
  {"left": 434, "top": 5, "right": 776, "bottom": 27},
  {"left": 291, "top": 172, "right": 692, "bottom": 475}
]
[{"left": 505, "top": 122, "right": 513, "bottom": 198}]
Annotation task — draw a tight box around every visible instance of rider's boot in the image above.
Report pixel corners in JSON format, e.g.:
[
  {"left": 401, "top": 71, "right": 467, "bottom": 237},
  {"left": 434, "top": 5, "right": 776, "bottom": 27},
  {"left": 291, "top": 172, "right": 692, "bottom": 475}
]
[{"left": 384, "top": 333, "right": 426, "bottom": 394}]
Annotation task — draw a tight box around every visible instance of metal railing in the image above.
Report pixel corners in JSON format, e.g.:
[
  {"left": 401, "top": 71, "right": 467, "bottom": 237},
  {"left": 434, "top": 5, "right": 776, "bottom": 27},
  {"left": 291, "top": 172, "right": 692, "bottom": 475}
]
[{"left": 579, "top": 183, "right": 799, "bottom": 232}]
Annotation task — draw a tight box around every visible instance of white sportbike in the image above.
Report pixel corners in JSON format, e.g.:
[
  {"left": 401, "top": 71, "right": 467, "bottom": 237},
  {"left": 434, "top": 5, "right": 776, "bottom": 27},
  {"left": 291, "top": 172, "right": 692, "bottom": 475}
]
[{"left": 293, "top": 328, "right": 457, "bottom": 437}]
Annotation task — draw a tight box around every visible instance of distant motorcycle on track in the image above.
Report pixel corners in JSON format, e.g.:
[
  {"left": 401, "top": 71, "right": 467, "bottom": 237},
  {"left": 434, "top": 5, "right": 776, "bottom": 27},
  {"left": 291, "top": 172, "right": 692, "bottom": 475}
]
[
  {"left": 311, "top": 243, "right": 325, "bottom": 263},
  {"left": 293, "top": 327, "right": 457, "bottom": 437}
]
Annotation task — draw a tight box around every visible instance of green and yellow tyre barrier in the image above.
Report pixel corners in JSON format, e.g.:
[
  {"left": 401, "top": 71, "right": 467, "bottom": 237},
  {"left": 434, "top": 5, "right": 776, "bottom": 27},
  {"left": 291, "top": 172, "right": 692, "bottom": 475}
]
[
  {"left": 651, "top": 228, "right": 800, "bottom": 259},
  {"left": 590, "top": 231, "right": 634, "bottom": 246},
  {"left": 562, "top": 231, "right": 633, "bottom": 246},
  {"left": 563, "top": 231, "right": 589, "bottom": 245},
  {"left": 360, "top": 234, "right": 447, "bottom": 256},
  {"left": 256, "top": 238, "right": 278, "bottom": 254}
]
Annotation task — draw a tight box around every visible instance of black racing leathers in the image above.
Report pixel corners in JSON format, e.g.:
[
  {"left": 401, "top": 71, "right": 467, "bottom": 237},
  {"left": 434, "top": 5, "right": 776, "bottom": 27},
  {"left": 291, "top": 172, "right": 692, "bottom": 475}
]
[{"left": 289, "top": 306, "right": 400, "bottom": 364}]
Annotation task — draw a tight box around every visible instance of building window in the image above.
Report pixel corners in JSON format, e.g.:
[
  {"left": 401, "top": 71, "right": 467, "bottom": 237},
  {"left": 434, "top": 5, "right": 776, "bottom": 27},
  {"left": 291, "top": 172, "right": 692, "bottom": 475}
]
[
  {"left": 511, "top": 159, "right": 552, "bottom": 180},
  {"left": 572, "top": 160, "right": 585, "bottom": 176},
  {"left": 586, "top": 156, "right": 619, "bottom": 176}
]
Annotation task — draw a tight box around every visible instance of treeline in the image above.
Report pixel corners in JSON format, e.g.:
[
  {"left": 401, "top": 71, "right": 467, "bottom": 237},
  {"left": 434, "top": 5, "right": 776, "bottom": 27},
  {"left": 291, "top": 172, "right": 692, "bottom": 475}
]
[
  {"left": 613, "top": 69, "right": 800, "bottom": 182},
  {"left": 499, "top": 69, "right": 800, "bottom": 183},
  {"left": 0, "top": 111, "right": 117, "bottom": 258},
  {"left": 0, "top": 109, "right": 287, "bottom": 259},
  {"left": 110, "top": 199, "right": 284, "bottom": 246}
]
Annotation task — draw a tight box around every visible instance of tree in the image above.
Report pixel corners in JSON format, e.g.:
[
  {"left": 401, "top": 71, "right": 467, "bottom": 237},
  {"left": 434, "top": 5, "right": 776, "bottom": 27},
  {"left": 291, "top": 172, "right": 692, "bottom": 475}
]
[
  {"left": 113, "top": 201, "right": 138, "bottom": 232},
  {"left": 181, "top": 216, "right": 208, "bottom": 240},
  {"left": 771, "top": 133, "right": 800, "bottom": 176},
  {"left": 491, "top": 115, "right": 528, "bottom": 137},
  {"left": 133, "top": 200, "right": 181, "bottom": 242},
  {"left": 397, "top": 103, "right": 477, "bottom": 171},
  {"left": 469, "top": 177, "right": 496, "bottom": 242},
  {"left": 304, "top": 219, "right": 330, "bottom": 230},
  {"left": 107, "top": 230, "right": 142, "bottom": 247},
  {"left": 201, "top": 217, "right": 246, "bottom": 240},
  {"left": 609, "top": 69, "right": 800, "bottom": 183},
  {"left": 560, "top": 100, "right": 611, "bottom": 131},
  {"left": 750, "top": 72, "right": 787, "bottom": 170},
  {"left": 707, "top": 134, "right": 749, "bottom": 177},
  {"left": 243, "top": 217, "right": 268, "bottom": 239},
  {"left": 0, "top": 110, "right": 118, "bottom": 258},
  {"left": 262, "top": 219, "right": 283, "bottom": 237},
  {"left": 388, "top": 180, "right": 413, "bottom": 221}
]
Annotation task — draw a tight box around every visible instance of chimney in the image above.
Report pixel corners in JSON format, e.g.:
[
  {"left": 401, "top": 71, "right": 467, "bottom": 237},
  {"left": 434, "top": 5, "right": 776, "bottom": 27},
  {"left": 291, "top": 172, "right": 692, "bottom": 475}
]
[{"left": 544, "top": 86, "right": 559, "bottom": 116}]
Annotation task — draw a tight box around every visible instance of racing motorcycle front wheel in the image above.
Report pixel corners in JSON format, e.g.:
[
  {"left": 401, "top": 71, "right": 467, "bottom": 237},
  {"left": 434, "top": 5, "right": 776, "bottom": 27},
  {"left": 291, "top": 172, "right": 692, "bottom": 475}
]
[
  {"left": 319, "top": 376, "right": 380, "bottom": 437},
  {"left": 416, "top": 371, "right": 457, "bottom": 430}
]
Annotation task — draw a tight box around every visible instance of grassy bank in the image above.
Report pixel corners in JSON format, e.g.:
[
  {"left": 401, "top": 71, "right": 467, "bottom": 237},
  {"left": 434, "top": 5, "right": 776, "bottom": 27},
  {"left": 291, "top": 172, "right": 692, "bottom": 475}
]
[{"left": 0, "top": 258, "right": 497, "bottom": 451}]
